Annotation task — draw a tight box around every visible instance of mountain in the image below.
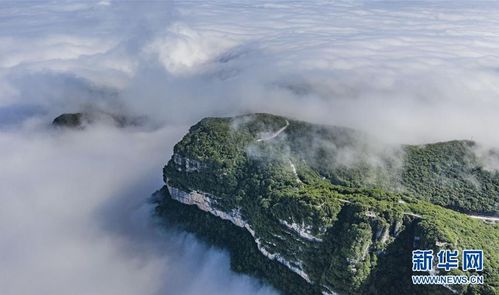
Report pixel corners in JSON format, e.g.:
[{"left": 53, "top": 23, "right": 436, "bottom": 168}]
[
  {"left": 154, "top": 113, "right": 499, "bottom": 295},
  {"left": 52, "top": 111, "right": 143, "bottom": 129}
]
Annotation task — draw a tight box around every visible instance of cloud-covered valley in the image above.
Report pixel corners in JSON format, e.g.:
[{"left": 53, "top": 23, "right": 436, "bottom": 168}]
[{"left": 1, "top": 1, "right": 499, "bottom": 294}]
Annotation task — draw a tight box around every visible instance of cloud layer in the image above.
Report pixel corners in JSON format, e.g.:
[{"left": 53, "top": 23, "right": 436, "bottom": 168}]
[
  {"left": 1, "top": 1, "right": 499, "bottom": 295},
  {"left": 0, "top": 124, "right": 277, "bottom": 295}
]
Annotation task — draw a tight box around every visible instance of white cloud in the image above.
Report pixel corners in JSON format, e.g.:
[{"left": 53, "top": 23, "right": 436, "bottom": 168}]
[
  {"left": 145, "top": 22, "right": 239, "bottom": 75},
  {"left": 0, "top": 124, "right": 276, "bottom": 295}
]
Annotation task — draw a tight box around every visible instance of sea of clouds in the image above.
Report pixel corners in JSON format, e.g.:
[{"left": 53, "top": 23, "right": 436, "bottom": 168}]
[{"left": 1, "top": 1, "right": 499, "bottom": 294}]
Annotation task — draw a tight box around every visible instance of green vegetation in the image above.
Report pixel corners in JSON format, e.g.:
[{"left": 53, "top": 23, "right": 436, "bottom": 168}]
[
  {"left": 157, "top": 113, "right": 499, "bottom": 295},
  {"left": 155, "top": 187, "right": 319, "bottom": 295},
  {"left": 402, "top": 141, "right": 499, "bottom": 215}
]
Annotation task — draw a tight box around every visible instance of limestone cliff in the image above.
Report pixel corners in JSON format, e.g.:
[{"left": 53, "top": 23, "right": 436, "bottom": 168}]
[{"left": 155, "top": 113, "right": 498, "bottom": 295}]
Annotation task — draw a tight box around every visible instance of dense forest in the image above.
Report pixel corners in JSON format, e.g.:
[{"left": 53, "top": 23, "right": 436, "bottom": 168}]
[{"left": 158, "top": 113, "right": 499, "bottom": 295}]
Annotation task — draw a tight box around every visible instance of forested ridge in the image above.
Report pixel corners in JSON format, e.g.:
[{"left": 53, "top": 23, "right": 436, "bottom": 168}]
[{"left": 157, "top": 113, "right": 499, "bottom": 295}]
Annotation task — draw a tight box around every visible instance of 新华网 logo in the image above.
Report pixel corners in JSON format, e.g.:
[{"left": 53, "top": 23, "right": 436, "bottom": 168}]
[{"left": 411, "top": 249, "right": 484, "bottom": 285}]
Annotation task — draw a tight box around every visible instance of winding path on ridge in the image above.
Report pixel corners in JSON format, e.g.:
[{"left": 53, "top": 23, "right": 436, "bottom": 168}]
[
  {"left": 254, "top": 120, "right": 498, "bottom": 223},
  {"left": 256, "top": 120, "right": 289, "bottom": 142},
  {"left": 467, "top": 214, "right": 499, "bottom": 223}
]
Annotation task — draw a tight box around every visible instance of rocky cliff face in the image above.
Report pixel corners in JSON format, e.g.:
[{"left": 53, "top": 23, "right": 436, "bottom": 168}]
[{"left": 155, "top": 113, "right": 498, "bottom": 295}]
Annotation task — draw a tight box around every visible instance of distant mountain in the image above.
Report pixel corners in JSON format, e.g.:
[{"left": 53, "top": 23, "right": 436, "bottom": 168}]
[
  {"left": 155, "top": 113, "right": 498, "bottom": 295},
  {"left": 52, "top": 111, "right": 143, "bottom": 129}
]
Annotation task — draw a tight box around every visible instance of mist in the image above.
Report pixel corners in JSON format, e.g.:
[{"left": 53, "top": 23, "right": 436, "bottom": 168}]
[{"left": 1, "top": 1, "right": 499, "bottom": 294}]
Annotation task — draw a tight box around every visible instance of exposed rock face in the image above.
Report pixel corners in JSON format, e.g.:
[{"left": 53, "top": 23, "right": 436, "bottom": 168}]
[
  {"left": 166, "top": 183, "right": 312, "bottom": 282},
  {"left": 155, "top": 113, "right": 498, "bottom": 295},
  {"left": 172, "top": 153, "right": 205, "bottom": 172},
  {"left": 167, "top": 185, "right": 249, "bottom": 229},
  {"left": 161, "top": 181, "right": 415, "bottom": 295},
  {"left": 279, "top": 219, "right": 323, "bottom": 242}
]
